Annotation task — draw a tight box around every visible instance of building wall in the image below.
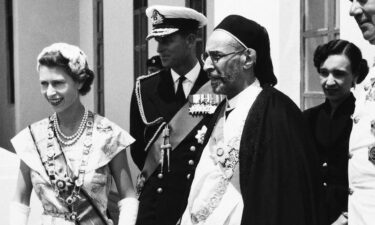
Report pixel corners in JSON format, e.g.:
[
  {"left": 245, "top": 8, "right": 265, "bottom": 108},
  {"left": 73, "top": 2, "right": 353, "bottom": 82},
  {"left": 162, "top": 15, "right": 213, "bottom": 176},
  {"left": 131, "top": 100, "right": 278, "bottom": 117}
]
[
  {"left": 13, "top": 0, "right": 80, "bottom": 133},
  {"left": 0, "top": 0, "right": 17, "bottom": 223},
  {"left": 103, "top": 0, "right": 134, "bottom": 129},
  {"left": 79, "top": 0, "right": 95, "bottom": 112},
  {"left": 0, "top": 0, "right": 15, "bottom": 150},
  {"left": 277, "top": 0, "right": 301, "bottom": 105},
  {"left": 102, "top": 0, "right": 140, "bottom": 183}
]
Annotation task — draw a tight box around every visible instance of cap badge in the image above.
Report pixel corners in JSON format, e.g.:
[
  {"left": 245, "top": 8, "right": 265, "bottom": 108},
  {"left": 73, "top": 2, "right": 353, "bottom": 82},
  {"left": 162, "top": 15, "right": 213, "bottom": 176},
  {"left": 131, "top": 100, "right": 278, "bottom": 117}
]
[{"left": 151, "top": 10, "right": 164, "bottom": 25}]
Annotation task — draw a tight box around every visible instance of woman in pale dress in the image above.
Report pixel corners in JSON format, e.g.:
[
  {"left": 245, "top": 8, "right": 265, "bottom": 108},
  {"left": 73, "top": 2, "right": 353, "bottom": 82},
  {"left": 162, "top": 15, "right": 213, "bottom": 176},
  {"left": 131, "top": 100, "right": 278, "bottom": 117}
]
[{"left": 9, "top": 43, "right": 138, "bottom": 225}]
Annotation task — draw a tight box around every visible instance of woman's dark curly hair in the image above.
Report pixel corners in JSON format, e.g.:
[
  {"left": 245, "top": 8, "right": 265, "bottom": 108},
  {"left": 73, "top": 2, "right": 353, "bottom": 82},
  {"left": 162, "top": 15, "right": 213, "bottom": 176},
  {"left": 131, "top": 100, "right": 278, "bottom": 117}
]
[
  {"left": 313, "top": 39, "right": 369, "bottom": 84},
  {"left": 38, "top": 51, "right": 94, "bottom": 96}
]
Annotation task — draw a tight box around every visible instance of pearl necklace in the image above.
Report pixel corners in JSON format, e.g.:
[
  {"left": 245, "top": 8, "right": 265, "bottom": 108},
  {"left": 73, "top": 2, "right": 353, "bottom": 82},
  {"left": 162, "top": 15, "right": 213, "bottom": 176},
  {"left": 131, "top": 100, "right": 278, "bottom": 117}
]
[
  {"left": 53, "top": 110, "right": 88, "bottom": 146},
  {"left": 45, "top": 112, "right": 94, "bottom": 221}
]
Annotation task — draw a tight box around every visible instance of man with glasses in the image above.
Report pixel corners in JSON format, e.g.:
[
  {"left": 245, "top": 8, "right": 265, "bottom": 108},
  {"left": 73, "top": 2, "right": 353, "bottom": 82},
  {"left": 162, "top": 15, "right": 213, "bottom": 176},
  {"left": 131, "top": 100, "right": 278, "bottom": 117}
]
[
  {"left": 180, "top": 15, "right": 318, "bottom": 225},
  {"left": 347, "top": 1, "right": 375, "bottom": 224}
]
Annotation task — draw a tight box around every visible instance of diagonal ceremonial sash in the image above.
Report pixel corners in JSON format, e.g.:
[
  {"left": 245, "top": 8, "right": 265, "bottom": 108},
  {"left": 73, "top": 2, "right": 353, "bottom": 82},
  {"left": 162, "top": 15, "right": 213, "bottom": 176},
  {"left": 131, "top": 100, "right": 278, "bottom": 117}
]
[
  {"left": 136, "top": 81, "right": 225, "bottom": 193},
  {"left": 207, "top": 106, "right": 242, "bottom": 194}
]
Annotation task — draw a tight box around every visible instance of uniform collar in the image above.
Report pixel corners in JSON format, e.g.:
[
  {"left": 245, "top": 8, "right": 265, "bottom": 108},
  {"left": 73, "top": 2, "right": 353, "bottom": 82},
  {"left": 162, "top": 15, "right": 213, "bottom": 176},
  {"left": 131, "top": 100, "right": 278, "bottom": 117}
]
[{"left": 171, "top": 61, "right": 200, "bottom": 83}]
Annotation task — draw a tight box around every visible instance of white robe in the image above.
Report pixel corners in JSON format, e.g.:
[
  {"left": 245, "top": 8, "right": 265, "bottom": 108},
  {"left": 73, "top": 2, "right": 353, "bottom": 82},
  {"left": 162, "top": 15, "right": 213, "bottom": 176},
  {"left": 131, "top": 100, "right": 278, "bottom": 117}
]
[
  {"left": 181, "top": 79, "right": 262, "bottom": 225},
  {"left": 348, "top": 68, "right": 375, "bottom": 225}
]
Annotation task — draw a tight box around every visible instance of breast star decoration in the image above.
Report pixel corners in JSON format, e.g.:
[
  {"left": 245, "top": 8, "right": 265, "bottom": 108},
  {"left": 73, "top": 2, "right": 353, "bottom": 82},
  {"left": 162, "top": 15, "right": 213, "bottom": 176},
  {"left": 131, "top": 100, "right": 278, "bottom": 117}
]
[{"left": 195, "top": 125, "right": 207, "bottom": 144}]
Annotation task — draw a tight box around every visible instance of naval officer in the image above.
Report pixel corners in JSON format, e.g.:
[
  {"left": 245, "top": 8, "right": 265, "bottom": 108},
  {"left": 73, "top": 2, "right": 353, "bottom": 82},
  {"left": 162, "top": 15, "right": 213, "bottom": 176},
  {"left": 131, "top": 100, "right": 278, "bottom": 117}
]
[{"left": 130, "top": 5, "right": 222, "bottom": 225}]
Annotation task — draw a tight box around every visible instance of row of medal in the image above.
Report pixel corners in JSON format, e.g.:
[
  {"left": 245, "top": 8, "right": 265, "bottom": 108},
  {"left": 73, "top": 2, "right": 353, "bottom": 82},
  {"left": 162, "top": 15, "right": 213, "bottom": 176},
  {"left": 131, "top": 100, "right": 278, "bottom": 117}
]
[{"left": 188, "top": 94, "right": 225, "bottom": 115}]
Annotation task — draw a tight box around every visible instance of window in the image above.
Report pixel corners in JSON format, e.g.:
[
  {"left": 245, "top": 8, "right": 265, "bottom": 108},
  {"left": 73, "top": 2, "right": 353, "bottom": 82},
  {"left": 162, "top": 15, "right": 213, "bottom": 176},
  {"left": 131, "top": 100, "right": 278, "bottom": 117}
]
[
  {"left": 134, "top": 0, "right": 148, "bottom": 79},
  {"left": 94, "top": 0, "right": 104, "bottom": 115},
  {"left": 301, "top": 0, "right": 340, "bottom": 110},
  {"left": 5, "top": 0, "right": 14, "bottom": 104},
  {"left": 186, "top": 0, "right": 207, "bottom": 59}
]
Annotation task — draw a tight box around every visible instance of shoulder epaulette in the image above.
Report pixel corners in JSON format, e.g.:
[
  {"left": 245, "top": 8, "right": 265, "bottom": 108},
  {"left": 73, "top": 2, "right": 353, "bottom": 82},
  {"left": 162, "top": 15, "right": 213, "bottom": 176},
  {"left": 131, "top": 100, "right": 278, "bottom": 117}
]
[
  {"left": 135, "top": 72, "right": 164, "bottom": 127},
  {"left": 137, "top": 71, "right": 160, "bottom": 81}
]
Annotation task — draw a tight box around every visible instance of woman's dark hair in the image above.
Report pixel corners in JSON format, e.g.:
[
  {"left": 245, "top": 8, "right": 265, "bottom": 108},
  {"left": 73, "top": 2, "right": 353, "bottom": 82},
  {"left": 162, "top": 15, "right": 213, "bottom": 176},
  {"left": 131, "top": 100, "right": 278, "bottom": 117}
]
[
  {"left": 313, "top": 39, "right": 369, "bottom": 84},
  {"left": 38, "top": 51, "right": 94, "bottom": 95}
]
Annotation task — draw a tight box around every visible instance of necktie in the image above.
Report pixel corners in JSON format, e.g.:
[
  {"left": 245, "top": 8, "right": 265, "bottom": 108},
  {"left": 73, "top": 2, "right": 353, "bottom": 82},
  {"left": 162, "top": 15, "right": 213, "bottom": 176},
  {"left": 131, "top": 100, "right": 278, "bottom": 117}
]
[{"left": 176, "top": 75, "right": 186, "bottom": 107}]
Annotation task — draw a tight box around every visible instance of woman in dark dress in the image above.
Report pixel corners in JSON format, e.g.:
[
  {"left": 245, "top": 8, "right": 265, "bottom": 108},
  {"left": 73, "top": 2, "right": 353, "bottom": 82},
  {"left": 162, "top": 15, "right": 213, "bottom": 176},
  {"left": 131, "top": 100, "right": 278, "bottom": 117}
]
[{"left": 303, "top": 39, "right": 369, "bottom": 225}]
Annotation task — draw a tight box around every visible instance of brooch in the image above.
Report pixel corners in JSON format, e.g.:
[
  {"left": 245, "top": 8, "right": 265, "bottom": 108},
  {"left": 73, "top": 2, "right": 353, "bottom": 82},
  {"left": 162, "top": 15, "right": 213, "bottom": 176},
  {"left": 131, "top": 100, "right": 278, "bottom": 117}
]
[
  {"left": 136, "top": 173, "right": 146, "bottom": 196},
  {"left": 188, "top": 94, "right": 225, "bottom": 115},
  {"left": 55, "top": 175, "right": 73, "bottom": 192},
  {"left": 96, "top": 122, "right": 113, "bottom": 133},
  {"left": 351, "top": 114, "right": 360, "bottom": 124},
  {"left": 364, "top": 78, "right": 375, "bottom": 101},
  {"left": 369, "top": 145, "right": 375, "bottom": 165},
  {"left": 195, "top": 125, "right": 207, "bottom": 144}
]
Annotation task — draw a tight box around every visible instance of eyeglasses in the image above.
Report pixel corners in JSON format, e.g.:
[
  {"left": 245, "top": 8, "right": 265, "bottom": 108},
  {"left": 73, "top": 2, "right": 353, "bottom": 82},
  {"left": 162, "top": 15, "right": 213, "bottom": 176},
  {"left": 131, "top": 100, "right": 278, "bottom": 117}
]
[{"left": 201, "top": 49, "right": 247, "bottom": 63}]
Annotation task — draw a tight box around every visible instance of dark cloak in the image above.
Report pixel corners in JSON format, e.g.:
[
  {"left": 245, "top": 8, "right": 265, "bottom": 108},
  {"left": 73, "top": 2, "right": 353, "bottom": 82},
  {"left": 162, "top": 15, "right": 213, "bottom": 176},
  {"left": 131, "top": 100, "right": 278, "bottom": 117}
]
[{"left": 239, "top": 85, "right": 319, "bottom": 225}]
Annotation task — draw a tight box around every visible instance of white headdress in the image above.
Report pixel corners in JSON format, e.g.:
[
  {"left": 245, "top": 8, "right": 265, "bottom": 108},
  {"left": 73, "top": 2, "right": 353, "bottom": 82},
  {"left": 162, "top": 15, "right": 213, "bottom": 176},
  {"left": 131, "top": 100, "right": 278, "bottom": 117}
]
[
  {"left": 36, "top": 43, "right": 88, "bottom": 75},
  {"left": 145, "top": 5, "right": 207, "bottom": 40}
]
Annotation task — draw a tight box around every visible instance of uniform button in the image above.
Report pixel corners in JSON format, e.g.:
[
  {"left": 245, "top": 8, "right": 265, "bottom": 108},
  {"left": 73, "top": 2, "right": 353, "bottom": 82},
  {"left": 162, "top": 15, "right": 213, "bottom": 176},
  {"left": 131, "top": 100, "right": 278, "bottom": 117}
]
[
  {"left": 351, "top": 114, "right": 359, "bottom": 124},
  {"left": 322, "top": 162, "right": 328, "bottom": 167},
  {"left": 186, "top": 173, "right": 191, "bottom": 180},
  {"left": 157, "top": 187, "right": 163, "bottom": 194},
  {"left": 323, "top": 182, "right": 327, "bottom": 187},
  {"left": 188, "top": 160, "right": 194, "bottom": 166},
  {"left": 190, "top": 146, "right": 196, "bottom": 152},
  {"left": 348, "top": 153, "right": 353, "bottom": 159},
  {"left": 349, "top": 188, "right": 354, "bottom": 195},
  {"left": 157, "top": 173, "right": 163, "bottom": 179}
]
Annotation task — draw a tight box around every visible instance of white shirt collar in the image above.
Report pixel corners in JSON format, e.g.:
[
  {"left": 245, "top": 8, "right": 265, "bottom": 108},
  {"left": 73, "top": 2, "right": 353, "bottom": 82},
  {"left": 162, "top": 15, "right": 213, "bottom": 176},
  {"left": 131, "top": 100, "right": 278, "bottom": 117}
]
[
  {"left": 227, "top": 78, "right": 261, "bottom": 110},
  {"left": 171, "top": 61, "right": 200, "bottom": 84}
]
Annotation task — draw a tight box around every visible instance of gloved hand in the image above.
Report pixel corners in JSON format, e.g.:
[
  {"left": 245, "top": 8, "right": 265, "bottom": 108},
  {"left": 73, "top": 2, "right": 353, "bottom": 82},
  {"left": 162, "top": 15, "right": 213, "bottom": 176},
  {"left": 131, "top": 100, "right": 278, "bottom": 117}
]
[
  {"left": 9, "top": 202, "right": 30, "bottom": 225},
  {"left": 118, "top": 197, "right": 139, "bottom": 225}
]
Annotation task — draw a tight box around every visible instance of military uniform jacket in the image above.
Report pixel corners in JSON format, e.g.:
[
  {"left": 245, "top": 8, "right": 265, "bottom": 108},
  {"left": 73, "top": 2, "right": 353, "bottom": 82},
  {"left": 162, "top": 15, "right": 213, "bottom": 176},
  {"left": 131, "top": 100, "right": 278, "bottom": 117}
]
[{"left": 130, "top": 68, "right": 216, "bottom": 225}]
